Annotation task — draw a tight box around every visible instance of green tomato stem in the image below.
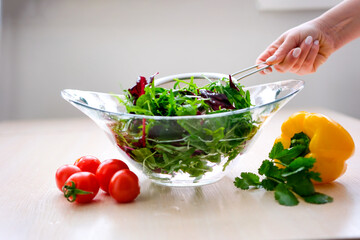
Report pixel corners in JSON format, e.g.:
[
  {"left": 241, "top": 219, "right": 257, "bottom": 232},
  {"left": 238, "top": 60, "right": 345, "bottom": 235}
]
[{"left": 62, "top": 181, "right": 93, "bottom": 203}]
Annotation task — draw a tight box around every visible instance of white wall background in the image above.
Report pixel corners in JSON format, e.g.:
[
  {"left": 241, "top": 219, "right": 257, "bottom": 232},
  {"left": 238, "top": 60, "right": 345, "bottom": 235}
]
[{"left": 1, "top": 0, "right": 359, "bottom": 121}]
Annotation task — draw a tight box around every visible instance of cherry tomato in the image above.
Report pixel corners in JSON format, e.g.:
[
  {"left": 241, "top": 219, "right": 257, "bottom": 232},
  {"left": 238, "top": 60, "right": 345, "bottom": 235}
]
[
  {"left": 109, "top": 169, "right": 140, "bottom": 203},
  {"left": 96, "top": 159, "right": 129, "bottom": 193},
  {"left": 74, "top": 155, "right": 101, "bottom": 174},
  {"left": 63, "top": 172, "right": 99, "bottom": 203},
  {"left": 55, "top": 164, "right": 81, "bottom": 191}
]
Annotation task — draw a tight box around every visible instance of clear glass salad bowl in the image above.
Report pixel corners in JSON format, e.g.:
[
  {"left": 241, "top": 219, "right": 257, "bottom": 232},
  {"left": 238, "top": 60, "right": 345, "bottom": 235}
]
[{"left": 61, "top": 75, "right": 304, "bottom": 187}]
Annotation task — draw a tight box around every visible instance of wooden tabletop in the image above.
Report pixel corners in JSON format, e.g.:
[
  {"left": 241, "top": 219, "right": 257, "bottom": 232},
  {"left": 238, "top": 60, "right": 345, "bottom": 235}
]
[{"left": 0, "top": 108, "right": 359, "bottom": 240}]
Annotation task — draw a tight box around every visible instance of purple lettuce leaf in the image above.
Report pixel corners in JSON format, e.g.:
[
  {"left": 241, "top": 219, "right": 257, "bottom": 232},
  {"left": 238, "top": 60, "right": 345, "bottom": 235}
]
[{"left": 199, "top": 89, "right": 235, "bottom": 111}]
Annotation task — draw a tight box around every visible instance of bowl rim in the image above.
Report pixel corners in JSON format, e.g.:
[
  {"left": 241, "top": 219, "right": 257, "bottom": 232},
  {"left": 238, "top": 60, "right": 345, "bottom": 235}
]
[{"left": 61, "top": 79, "right": 304, "bottom": 120}]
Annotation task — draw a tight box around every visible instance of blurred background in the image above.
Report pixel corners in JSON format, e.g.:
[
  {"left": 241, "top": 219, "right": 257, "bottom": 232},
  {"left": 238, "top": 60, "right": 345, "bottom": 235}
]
[{"left": 1, "top": 0, "right": 359, "bottom": 121}]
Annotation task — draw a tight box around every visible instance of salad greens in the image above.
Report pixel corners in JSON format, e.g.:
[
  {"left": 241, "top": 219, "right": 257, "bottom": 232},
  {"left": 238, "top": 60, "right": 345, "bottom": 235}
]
[
  {"left": 234, "top": 132, "right": 333, "bottom": 206},
  {"left": 111, "top": 74, "right": 258, "bottom": 180}
]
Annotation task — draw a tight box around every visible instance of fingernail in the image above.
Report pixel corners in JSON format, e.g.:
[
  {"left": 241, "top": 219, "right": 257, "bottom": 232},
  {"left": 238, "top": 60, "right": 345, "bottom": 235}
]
[
  {"left": 264, "top": 68, "right": 271, "bottom": 74},
  {"left": 266, "top": 55, "right": 276, "bottom": 63},
  {"left": 305, "top": 36, "right": 313, "bottom": 45},
  {"left": 314, "top": 40, "right": 319, "bottom": 45},
  {"left": 292, "top": 48, "right": 301, "bottom": 58}
]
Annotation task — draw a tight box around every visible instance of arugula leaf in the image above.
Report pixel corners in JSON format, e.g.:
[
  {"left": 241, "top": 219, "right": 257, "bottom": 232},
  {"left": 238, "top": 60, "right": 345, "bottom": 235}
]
[
  {"left": 274, "top": 183, "right": 299, "bottom": 206},
  {"left": 113, "top": 75, "right": 257, "bottom": 180}
]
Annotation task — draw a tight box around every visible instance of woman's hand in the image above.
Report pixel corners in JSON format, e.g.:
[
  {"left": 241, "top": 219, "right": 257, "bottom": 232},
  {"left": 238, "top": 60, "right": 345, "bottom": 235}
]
[{"left": 256, "top": 19, "right": 336, "bottom": 75}]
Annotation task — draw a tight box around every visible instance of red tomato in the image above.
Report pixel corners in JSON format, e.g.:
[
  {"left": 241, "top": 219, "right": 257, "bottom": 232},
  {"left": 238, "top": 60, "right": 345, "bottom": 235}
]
[
  {"left": 96, "top": 159, "right": 129, "bottom": 193},
  {"left": 63, "top": 172, "right": 99, "bottom": 203},
  {"left": 74, "top": 155, "right": 101, "bottom": 174},
  {"left": 109, "top": 169, "right": 140, "bottom": 203},
  {"left": 55, "top": 164, "right": 81, "bottom": 191}
]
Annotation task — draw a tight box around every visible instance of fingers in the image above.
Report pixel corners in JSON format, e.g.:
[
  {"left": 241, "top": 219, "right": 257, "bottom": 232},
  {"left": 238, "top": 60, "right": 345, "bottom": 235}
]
[
  {"left": 297, "top": 40, "right": 321, "bottom": 75},
  {"left": 275, "top": 35, "right": 316, "bottom": 73},
  {"left": 256, "top": 46, "right": 278, "bottom": 75},
  {"left": 273, "top": 47, "right": 302, "bottom": 73},
  {"left": 257, "top": 34, "right": 300, "bottom": 75},
  {"left": 256, "top": 35, "right": 286, "bottom": 74},
  {"left": 256, "top": 34, "right": 322, "bottom": 75},
  {"left": 266, "top": 35, "right": 297, "bottom": 65},
  {"left": 256, "top": 35, "right": 286, "bottom": 64},
  {"left": 257, "top": 61, "right": 273, "bottom": 75},
  {"left": 290, "top": 36, "right": 314, "bottom": 73},
  {"left": 256, "top": 47, "right": 276, "bottom": 65},
  {"left": 269, "top": 36, "right": 321, "bottom": 75}
]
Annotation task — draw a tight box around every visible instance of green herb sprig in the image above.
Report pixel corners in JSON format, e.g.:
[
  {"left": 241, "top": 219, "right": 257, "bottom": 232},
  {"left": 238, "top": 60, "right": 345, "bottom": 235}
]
[{"left": 234, "top": 132, "right": 333, "bottom": 206}]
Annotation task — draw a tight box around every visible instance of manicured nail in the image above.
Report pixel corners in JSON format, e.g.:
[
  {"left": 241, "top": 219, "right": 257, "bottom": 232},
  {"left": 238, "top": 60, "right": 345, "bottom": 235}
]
[
  {"left": 314, "top": 40, "right": 319, "bottom": 45},
  {"left": 266, "top": 55, "right": 276, "bottom": 63},
  {"left": 264, "top": 68, "right": 271, "bottom": 74},
  {"left": 292, "top": 48, "right": 301, "bottom": 58},
  {"left": 305, "top": 36, "right": 313, "bottom": 45}
]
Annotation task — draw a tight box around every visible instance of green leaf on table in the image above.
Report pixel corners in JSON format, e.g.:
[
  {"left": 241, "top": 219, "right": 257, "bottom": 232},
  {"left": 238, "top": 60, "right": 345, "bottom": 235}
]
[
  {"left": 234, "top": 172, "right": 261, "bottom": 190},
  {"left": 269, "top": 142, "right": 285, "bottom": 159},
  {"left": 274, "top": 183, "right": 299, "bottom": 206},
  {"left": 258, "top": 160, "right": 283, "bottom": 180},
  {"left": 286, "top": 172, "right": 315, "bottom": 197},
  {"left": 288, "top": 157, "right": 316, "bottom": 170},
  {"left": 261, "top": 179, "right": 278, "bottom": 191},
  {"left": 269, "top": 141, "right": 309, "bottom": 165},
  {"left": 303, "top": 193, "right": 334, "bottom": 204},
  {"left": 234, "top": 130, "right": 333, "bottom": 206},
  {"left": 281, "top": 167, "right": 305, "bottom": 177},
  {"left": 277, "top": 146, "right": 307, "bottom": 164},
  {"left": 308, "top": 171, "right": 322, "bottom": 182}
]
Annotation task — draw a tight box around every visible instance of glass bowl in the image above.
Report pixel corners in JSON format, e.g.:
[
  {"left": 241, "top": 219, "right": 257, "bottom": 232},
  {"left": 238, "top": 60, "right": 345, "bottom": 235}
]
[{"left": 61, "top": 76, "right": 304, "bottom": 187}]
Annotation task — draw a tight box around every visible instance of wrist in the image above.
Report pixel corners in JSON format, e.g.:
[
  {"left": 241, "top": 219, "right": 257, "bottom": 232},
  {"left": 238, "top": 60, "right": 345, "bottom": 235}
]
[
  {"left": 314, "top": 0, "right": 360, "bottom": 51},
  {"left": 312, "top": 16, "right": 338, "bottom": 51}
]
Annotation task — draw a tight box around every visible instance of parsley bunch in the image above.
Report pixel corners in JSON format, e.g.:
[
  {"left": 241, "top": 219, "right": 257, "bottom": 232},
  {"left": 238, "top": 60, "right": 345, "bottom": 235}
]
[{"left": 234, "top": 132, "right": 333, "bottom": 206}]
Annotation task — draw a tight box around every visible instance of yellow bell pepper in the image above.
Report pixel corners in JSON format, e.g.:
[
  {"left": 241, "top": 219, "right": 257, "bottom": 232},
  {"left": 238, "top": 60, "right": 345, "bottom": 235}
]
[{"left": 275, "top": 111, "right": 355, "bottom": 184}]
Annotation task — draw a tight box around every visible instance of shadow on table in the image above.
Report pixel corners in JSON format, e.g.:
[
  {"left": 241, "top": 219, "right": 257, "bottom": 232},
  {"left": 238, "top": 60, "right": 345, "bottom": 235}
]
[{"left": 48, "top": 175, "right": 356, "bottom": 240}]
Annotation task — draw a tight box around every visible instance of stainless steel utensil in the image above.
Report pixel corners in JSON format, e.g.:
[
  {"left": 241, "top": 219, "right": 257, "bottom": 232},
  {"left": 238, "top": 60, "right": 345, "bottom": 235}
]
[
  {"left": 154, "top": 62, "right": 271, "bottom": 86},
  {"left": 231, "top": 62, "right": 270, "bottom": 82}
]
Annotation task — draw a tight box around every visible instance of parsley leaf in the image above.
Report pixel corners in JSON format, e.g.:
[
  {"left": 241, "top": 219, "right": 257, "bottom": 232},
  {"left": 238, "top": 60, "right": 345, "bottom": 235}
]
[
  {"left": 258, "top": 160, "right": 283, "bottom": 180},
  {"left": 286, "top": 172, "right": 315, "bottom": 197},
  {"left": 290, "top": 132, "right": 310, "bottom": 149},
  {"left": 303, "top": 193, "right": 334, "bottom": 204},
  {"left": 288, "top": 157, "right": 315, "bottom": 170},
  {"left": 268, "top": 142, "right": 284, "bottom": 159},
  {"left": 261, "top": 179, "right": 278, "bottom": 191},
  {"left": 234, "top": 172, "right": 261, "bottom": 190},
  {"left": 234, "top": 131, "right": 333, "bottom": 206},
  {"left": 274, "top": 183, "right": 299, "bottom": 206},
  {"left": 308, "top": 171, "right": 322, "bottom": 182}
]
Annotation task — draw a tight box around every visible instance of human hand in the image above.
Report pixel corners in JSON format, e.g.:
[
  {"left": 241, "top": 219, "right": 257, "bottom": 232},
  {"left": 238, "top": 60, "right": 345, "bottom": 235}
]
[{"left": 256, "top": 19, "right": 335, "bottom": 75}]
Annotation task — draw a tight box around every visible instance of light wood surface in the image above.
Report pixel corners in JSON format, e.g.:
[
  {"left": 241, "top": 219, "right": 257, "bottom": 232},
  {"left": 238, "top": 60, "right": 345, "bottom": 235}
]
[{"left": 0, "top": 108, "right": 359, "bottom": 240}]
